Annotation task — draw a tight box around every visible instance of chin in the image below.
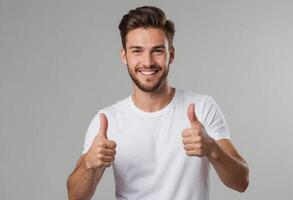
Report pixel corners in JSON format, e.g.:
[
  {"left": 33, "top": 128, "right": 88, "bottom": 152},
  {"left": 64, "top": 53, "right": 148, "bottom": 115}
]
[{"left": 136, "top": 81, "right": 164, "bottom": 93}]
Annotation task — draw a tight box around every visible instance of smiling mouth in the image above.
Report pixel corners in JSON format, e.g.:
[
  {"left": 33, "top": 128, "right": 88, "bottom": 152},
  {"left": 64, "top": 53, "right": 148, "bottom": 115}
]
[{"left": 138, "top": 69, "right": 160, "bottom": 76}]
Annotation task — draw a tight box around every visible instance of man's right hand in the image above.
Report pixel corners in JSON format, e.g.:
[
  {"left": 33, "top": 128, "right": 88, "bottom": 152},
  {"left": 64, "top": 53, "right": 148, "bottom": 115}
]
[{"left": 84, "top": 113, "right": 117, "bottom": 170}]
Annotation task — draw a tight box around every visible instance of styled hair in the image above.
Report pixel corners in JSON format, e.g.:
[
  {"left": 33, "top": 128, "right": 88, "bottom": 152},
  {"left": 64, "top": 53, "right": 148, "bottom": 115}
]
[{"left": 118, "top": 6, "right": 175, "bottom": 49}]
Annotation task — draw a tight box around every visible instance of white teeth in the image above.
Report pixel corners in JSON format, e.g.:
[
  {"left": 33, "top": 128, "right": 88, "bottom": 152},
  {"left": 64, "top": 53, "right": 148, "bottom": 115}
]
[
  {"left": 140, "top": 71, "right": 156, "bottom": 75},
  {"left": 139, "top": 70, "right": 158, "bottom": 75}
]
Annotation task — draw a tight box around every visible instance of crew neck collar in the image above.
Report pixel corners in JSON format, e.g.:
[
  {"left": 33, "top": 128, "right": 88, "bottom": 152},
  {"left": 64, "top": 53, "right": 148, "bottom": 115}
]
[{"left": 128, "top": 88, "right": 178, "bottom": 117}]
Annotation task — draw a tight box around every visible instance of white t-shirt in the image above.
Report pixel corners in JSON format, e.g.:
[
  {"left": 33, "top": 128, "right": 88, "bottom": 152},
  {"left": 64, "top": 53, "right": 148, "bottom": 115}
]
[{"left": 82, "top": 89, "right": 231, "bottom": 200}]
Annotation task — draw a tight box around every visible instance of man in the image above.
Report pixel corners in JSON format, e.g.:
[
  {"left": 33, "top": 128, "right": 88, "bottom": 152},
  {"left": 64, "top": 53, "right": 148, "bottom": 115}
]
[{"left": 67, "top": 6, "right": 249, "bottom": 200}]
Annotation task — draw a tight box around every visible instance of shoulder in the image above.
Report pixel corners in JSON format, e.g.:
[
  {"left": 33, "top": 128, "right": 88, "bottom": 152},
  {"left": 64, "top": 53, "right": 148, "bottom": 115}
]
[
  {"left": 176, "top": 89, "right": 222, "bottom": 117},
  {"left": 178, "top": 89, "right": 211, "bottom": 106},
  {"left": 93, "top": 95, "right": 130, "bottom": 120}
]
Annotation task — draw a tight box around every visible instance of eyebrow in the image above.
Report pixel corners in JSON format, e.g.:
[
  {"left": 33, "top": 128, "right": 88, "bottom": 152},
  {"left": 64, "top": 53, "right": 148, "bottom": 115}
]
[
  {"left": 129, "top": 46, "right": 143, "bottom": 49},
  {"left": 152, "top": 45, "right": 166, "bottom": 49},
  {"left": 129, "top": 45, "right": 166, "bottom": 50}
]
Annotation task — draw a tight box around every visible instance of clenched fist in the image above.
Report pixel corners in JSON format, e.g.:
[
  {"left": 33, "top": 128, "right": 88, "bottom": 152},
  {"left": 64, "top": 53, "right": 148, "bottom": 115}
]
[
  {"left": 182, "top": 103, "right": 215, "bottom": 157},
  {"left": 84, "top": 113, "right": 117, "bottom": 169}
]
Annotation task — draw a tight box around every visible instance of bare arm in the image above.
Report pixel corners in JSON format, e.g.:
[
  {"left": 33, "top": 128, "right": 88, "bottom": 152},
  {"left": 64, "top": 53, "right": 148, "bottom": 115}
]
[
  {"left": 207, "top": 139, "right": 249, "bottom": 192},
  {"left": 182, "top": 103, "right": 249, "bottom": 192},
  {"left": 67, "top": 154, "right": 105, "bottom": 200},
  {"left": 67, "top": 113, "right": 116, "bottom": 200}
]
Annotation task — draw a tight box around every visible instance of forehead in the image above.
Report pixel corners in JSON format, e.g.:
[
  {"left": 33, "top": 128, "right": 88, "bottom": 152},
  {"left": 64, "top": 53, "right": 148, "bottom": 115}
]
[{"left": 125, "top": 27, "right": 169, "bottom": 48}]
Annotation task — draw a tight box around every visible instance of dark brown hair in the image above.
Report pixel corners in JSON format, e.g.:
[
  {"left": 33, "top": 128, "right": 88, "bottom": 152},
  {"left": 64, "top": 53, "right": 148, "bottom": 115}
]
[{"left": 118, "top": 6, "right": 175, "bottom": 50}]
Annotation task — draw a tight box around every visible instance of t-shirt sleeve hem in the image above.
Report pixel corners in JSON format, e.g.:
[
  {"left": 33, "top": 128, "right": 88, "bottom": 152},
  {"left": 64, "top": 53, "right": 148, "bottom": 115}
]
[{"left": 210, "top": 133, "right": 231, "bottom": 141}]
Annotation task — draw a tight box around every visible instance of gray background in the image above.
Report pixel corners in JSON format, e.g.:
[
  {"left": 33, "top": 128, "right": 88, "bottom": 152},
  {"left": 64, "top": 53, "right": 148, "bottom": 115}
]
[{"left": 1, "top": 0, "right": 292, "bottom": 199}]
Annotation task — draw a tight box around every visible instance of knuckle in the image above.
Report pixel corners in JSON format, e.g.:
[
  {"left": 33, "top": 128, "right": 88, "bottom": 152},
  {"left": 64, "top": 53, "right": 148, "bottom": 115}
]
[
  {"left": 97, "top": 153, "right": 103, "bottom": 159},
  {"left": 197, "top": 136, "right": 203, "bottom": 142},
  {"left": 193, "top": 130, "right": 200, "bottom": 136},
  {"left": 97, "top": 140, "right": 106, "bottom": 147},
  {"left": 186, "top": 151, "right": 193, "bottom": 156},
  {"left": 109, "top": 140, "right": 116, "bottom": 145},
  {"left": 112, "top": 150, "right": 116, "bottom": 156},
  {"left": 191, "top": 138, "right": 197, "bottom": 143},
  {"left": 197, "top": 153, "right": 204, "bottom": 157},
  {"left": 182, "top": 129, "right": 189, "bottom": 137},
  {"left": 97, "top": 148, "right": 104, "bottom": 154},
  {"left": 197, "top": 143, "right": 202, "bottom": 149},
  {"left": 191, "top": 127, "right": 197, "bottom": 131},
  {"left": 189, "top": 129, "right": 195, "bottom": 134},
  {"left": 97, "top": 160, "right": 104, "bottom": 167},
  {"left": 112, "top": 141, "right": 117, "bottom": 148}
]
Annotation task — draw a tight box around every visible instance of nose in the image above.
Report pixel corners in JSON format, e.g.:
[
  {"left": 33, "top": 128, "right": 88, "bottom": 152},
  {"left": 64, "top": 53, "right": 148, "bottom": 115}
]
[{"left": 141, "top": 52, "right": 155, "bottom": 67}]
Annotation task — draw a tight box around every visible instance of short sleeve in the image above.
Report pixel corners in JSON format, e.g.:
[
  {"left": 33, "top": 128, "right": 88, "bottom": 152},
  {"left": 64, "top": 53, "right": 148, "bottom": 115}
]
[
  {"left": 81, "top": 111, "right": 102, "bottom": 154},
  {"left": 202, "top": 95, "right": 231, "bottom": 140}
]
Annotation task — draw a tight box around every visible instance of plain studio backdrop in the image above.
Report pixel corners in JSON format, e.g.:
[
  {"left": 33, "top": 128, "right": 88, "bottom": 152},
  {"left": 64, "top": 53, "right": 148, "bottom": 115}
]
[{"left": 1, "top": 0, "right": 292, "bottom": 199}]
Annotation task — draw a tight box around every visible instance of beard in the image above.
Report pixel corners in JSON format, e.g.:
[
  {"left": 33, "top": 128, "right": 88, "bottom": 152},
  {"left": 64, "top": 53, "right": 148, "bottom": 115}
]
[{"left": 127, "top": 63, "right": 169, "bottom": 93}]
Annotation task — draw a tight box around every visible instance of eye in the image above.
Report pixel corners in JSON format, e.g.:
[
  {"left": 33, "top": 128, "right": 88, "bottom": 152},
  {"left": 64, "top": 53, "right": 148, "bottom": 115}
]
[
  {"left": 153, "top": 49, "right": 164, "bottom": 54},
  {"left": 132, "top": 49, "right": 142, "bottom": 54}
]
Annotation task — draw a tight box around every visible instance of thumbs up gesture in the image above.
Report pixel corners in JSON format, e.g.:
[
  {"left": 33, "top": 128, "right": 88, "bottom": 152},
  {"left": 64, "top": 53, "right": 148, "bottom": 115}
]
[
  {"left": 182, "top": 103, "right": 214, "bottom": 157},
  {"left": 84, "top": 113, "right": 117, "bottom": 169}
]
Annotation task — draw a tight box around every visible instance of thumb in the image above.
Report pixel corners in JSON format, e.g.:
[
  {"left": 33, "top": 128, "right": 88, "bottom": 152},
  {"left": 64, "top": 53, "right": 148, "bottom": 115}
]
[
  {"left": 98, "top": 113, "right": 108, "bottom": 139},
  {"left": 187, "top": 103, "right": 200, "bottom": 127}
]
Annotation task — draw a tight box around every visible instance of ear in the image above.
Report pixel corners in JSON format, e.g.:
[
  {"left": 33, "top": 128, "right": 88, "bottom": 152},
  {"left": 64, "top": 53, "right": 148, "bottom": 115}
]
[
  {"left": 120, "top": 48, "right": 127, "bottom": 65},
  {"left": 169, "top": 46, "right": 175, "bottom": 64}
]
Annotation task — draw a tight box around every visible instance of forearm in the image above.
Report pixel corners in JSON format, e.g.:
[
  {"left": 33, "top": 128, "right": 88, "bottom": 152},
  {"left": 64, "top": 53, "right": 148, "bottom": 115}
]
[
  {"left": 207, "top": 140, "right": 249, "bottom": 192},
  {"left": 67, "top": 159, "right": 105, "bottom": 200}
]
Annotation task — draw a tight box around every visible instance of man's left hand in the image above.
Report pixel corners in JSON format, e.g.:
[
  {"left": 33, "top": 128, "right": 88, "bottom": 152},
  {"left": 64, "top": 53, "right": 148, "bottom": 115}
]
[{"left": 182, "top": 103, "right": 215, "bottom": 157}]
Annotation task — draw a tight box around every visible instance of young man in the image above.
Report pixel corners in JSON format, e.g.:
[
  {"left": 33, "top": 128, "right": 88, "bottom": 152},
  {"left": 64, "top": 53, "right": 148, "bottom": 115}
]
[{"left": 67, "top": 6, "right": 249, "bottom": 200}]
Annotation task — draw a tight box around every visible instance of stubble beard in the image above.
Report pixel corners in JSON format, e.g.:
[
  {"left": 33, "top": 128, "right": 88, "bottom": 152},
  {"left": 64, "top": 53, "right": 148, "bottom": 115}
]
[{"left": 127, "top": 63, "right": 169, "bottom": 93}]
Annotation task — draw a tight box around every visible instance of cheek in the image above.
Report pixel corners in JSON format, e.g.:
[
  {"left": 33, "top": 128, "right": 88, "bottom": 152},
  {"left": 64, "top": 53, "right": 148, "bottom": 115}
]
[
  {"left": 126, "top": 61, "right": 139, "bottom": 73},
  {"left": 126, "top": 55, "right": 140, "bottom": 66},
  {"left": 158, "top": 55, "right": 169, "bottom": 64},
  {"left": 158, "top": 60, "right": 169, "bottom": 69},
  {"left": 128, "top": 61, "right": 139, "bottom": 70}
]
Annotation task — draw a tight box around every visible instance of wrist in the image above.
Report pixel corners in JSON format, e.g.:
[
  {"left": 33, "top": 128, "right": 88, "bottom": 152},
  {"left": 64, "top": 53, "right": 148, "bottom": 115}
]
[
  {"left": 83, "top": 153, "right": 106, "bottom": 171},
  {"left": 83, "top": 153, "right": 95, "bottom": 170},
  {"left": 207, "top": 138, "right": 219, "bottom": 160}
]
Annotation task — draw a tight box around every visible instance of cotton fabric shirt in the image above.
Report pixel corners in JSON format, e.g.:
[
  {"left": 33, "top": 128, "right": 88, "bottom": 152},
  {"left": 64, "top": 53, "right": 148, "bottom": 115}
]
[{"left": 82, "top": 89, "right": 231, "bottom": 200}]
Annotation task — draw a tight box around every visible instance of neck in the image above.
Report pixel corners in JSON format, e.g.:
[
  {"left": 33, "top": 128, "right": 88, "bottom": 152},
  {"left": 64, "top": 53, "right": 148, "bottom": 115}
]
[{"left": 131, "top": 81, "right": 175, "bottom": 112}]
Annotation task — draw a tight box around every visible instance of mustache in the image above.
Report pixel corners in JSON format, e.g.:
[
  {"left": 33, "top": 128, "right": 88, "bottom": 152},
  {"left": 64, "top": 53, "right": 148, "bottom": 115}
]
[{"left": 136, "top": 64, "right": 161, "bottom": 71}]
